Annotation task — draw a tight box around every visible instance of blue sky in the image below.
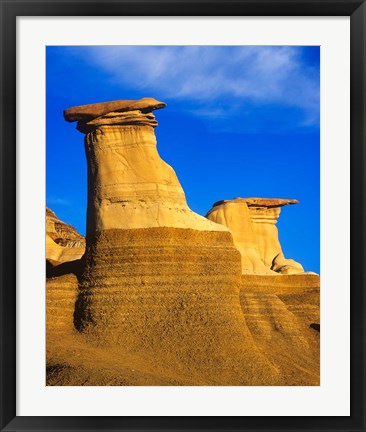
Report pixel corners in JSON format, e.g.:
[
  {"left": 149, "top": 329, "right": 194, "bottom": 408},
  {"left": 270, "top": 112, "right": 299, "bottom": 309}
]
[{"left": 46, "top": 46, "right": 320, "bottom": 273}]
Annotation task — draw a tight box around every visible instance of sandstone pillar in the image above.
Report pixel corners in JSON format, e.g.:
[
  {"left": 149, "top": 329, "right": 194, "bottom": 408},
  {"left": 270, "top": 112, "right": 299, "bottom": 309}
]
[
  {"left": 206, "top": 197, "right": 304, "bottom": 275},
  {"left": 206, "top": 199, "right": 275, "bottom": 274},
  {"left": 246, "top": 198, "right": 304, "bottom": 275},
  {"left": 65, "top": 98, "right": 225, "bottom": 239},
  {"left": 64, "top": 99, "right": 278, "bottom": 385}
]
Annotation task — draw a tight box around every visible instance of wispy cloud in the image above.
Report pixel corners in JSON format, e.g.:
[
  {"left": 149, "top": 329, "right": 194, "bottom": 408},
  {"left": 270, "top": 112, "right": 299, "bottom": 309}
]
[
  {"left": 62, "top": 46, "right": 319, "bottom": 130},
  {"left": 47, "top": 197, "right": 70, "bottom": 206}
]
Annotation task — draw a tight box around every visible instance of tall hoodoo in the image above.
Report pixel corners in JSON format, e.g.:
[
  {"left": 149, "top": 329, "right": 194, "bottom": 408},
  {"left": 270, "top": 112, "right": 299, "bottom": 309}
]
[
  {"left": 64, "top": 98, "right": 277, "bottom": 385},
  {"left": 246, "top": 198, "right": 304, "bottom": 274},
  {"left": 64, "top": 98, "right": 225, "bottom": 238},
  {"left": 207, "top": 197, "right": 304, "bottom": 275},
  {"left": 46, "top": 207, "right": 85, "bottom": 264}
]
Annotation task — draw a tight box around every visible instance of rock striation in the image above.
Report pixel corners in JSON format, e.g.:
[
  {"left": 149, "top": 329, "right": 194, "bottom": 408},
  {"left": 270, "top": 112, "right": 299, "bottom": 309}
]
[
  {"left": 47, "top": 273, "right": 79, "bottom": 337},
  {"left": 239, "top": 273, "right": 320, "bottom": 385},
  {"left": 46, "top": 207, "right": 85, "bottom": 264},
  {"left": 64, "top": 98, "right": 226, "bottom": 235},
  {"left": 206, "top": 198, "right": 304, "bottom": 275},
  {"left": 46, "top": 208, "right": 84, "bottom": 342}
]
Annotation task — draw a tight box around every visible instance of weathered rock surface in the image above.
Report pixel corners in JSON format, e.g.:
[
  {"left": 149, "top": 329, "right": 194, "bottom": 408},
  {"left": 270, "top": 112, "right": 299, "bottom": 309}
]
[
  {"left": 66, "top": 98, "right": 226, "bottom": 234},
  {"left": 47, "top": 273, "right": 79, "bottom": 337},
  {"left": 246, "top": 198, "right": 304, "bottom": 274},
  {"left": 240, "top": 274, "right": 320, "bottom": 385},
  {"left": 206, "top": 199, "right": 274, "bottom": 275},
  {"left": 75, "top": 228, "right": 280, "bottom": 385},
  {"left": 207, "top": 198, "right": 305, "bottom": 275},
  {"left": 64, "top": 97, "right": 167, "bottom": 123},
  {"left": 46, "top": 207, "right": 85, "bottom": 264}
]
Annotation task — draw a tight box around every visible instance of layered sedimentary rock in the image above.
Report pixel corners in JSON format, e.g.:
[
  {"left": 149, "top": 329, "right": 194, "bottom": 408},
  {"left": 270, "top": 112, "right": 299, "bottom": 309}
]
[
  {"left": 63, "top": 98, "right": 279, "bottom": 385},
  {"left": 46, "top": 207, "right": 85, "bottom": 264},
  {"left": 64, "top": 98, "right": 226, "bottom": 235},
  {"left": 206, "top": 199, "right": 319, "bottom": 384},
  {"left": 206, "top": 199, "right": 273, "bottom": 275},
  {"left": 240, "top": 274, "right": 320, "bottom": 328},
  {"left": 47, "top": 273, "right": 79, "bottom": 337},
  {"left": 240, "top": 274, "right": 320, "bottom": 385},
  {"left": 207, "top": 198, "right": 304, "bottom": 275},
  {"left": 246, "top": 198, "right": 304, "bottom": 274},
  {"left": 46, "top": 208, "right": 84, "bottom": 340}
]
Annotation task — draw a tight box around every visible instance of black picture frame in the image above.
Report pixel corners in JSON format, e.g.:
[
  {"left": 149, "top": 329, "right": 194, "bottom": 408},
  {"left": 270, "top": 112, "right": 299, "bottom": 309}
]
[{"left": 1, "top": 1, "right": 365, "bottom": 431}]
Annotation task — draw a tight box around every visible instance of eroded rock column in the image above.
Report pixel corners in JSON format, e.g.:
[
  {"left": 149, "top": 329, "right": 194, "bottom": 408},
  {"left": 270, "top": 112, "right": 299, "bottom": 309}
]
[
  {"left": 207, "top": 197, "right": 304, "bottom": 275},
  {"left": 246, "top": 198, "right": 304, "bottom": 275},
  {"left": 64, "top": 98, "right": 278, "bottom": 385},
  {"left": 206, "top": 199, "right": 275, "bottom": 274},
  {"left": 65, "top": 98, "right": 224, "bottom": 238}
]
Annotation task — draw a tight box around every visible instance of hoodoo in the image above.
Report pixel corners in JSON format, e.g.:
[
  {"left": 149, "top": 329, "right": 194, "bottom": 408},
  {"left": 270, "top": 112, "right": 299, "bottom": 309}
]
[
  {"left": 63, "top": 98, "right": 279, "bottom": 385},
  {"left": 207, "top": 197, "right": 304, "bottom": 275},
  {"left": 64, "top": 98, "right": 227, "bottom": 235}
]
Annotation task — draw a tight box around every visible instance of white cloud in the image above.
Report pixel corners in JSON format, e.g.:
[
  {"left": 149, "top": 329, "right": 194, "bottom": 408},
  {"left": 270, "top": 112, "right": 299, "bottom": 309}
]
[{"left": 71, "top": 46, "right": 319, "bottom": 128}]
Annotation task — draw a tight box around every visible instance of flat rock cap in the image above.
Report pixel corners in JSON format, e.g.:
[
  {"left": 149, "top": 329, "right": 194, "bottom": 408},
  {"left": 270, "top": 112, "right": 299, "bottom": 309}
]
[
  {"left": 213, "top": 197, "right": 299, "bottom": 208},
  {"left": 64, "top": 97, "right": 167, "bottom": 123}
]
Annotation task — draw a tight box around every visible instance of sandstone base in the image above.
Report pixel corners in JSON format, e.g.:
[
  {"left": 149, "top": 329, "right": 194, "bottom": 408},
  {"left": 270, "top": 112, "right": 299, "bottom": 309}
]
[
  {"left": 46, "top": 243, "right": 320, "bottom": 386},
  {"left": 240, "top": 274, "right": 320, "bottom": 386},
  {"left": 73, "top": 227, "right": 278, "bottom": 385}
]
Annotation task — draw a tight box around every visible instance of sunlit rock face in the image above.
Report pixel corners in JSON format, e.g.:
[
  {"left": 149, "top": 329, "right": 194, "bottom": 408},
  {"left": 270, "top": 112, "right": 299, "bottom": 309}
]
[
  {"left": 64, "top": 98, "right": 226, "bottom": 237},
  {"left": 206, "top": 198, "right": 319, "bottom": 384},
  {"left": 246, "top": 198, "right": 304, "bottom": 275},
  {"left": 47, "top": 273, "right": 79, "bottom": 338},
  {"left": 206, "top": 198, "right": 305, "bottom": 275},
  {"left": 46, "top": 208, "right": 84, "bottom": 341},
  {"left": 206, "top": 199, "right": 275, "bottom": 275},
  {"left": 46, "top": 207, "right": 85, "bottom": 264},
  {"left": 63, "top": 98, "right": 279, "bottom": 385},
  {"left": 240, "top": 274, "right": 320, "bottom": 386}
]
